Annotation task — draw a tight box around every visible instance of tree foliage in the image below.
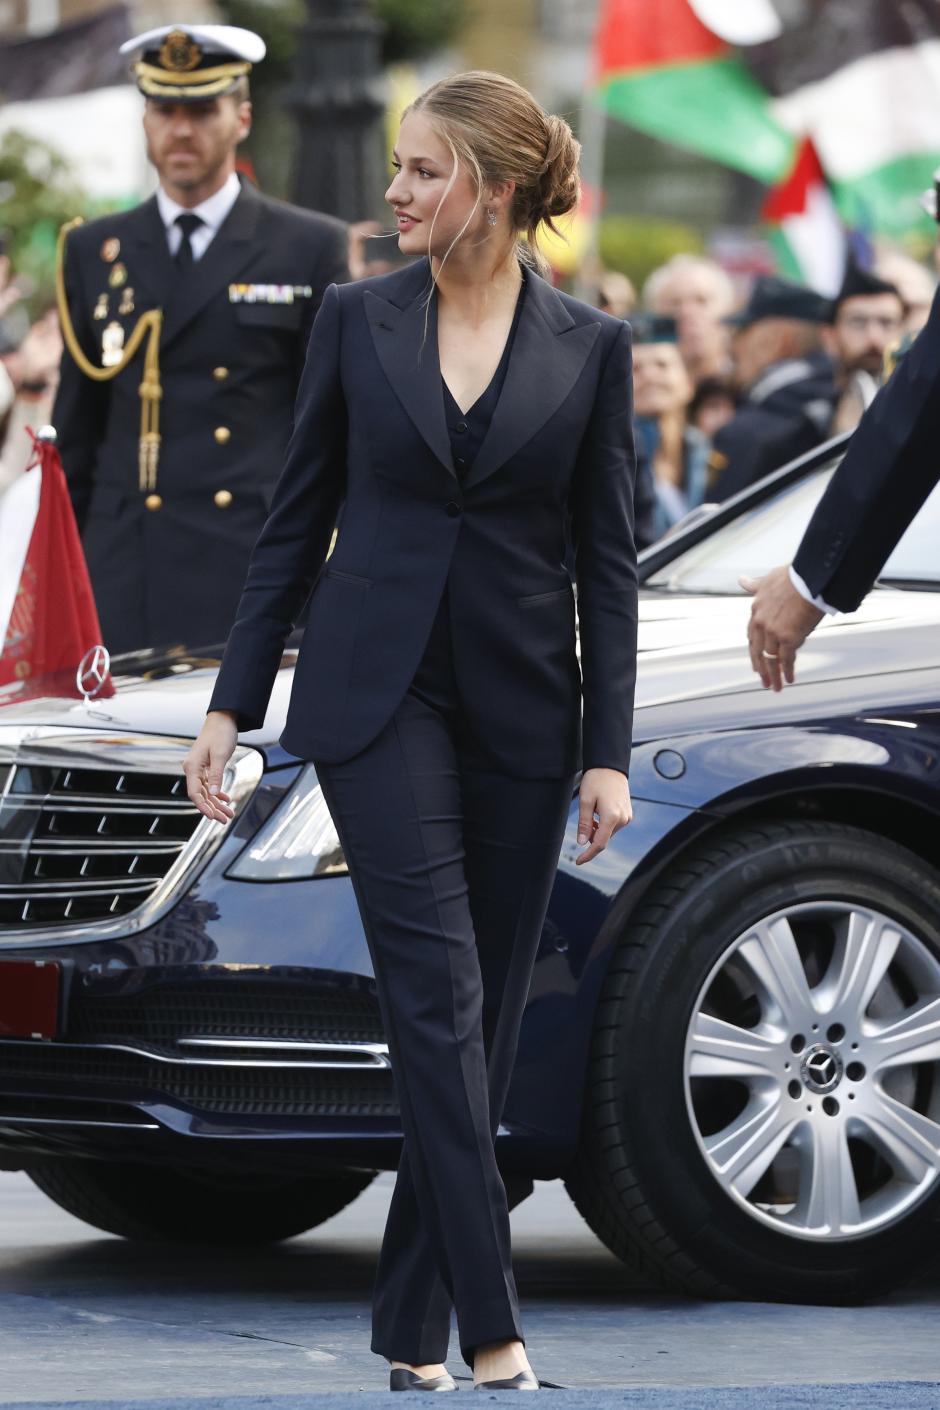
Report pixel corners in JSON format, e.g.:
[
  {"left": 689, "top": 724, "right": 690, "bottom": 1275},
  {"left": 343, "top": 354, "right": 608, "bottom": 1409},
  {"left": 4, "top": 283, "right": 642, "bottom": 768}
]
[
  {"left": 376, "top": 0, "right": 465, "bottom": 63},
  {"left": 0, "top": 129, "right": 96, "bottom": 314},
  {"left": 216, "top": 0, "right": 465, "bottom": 72}
]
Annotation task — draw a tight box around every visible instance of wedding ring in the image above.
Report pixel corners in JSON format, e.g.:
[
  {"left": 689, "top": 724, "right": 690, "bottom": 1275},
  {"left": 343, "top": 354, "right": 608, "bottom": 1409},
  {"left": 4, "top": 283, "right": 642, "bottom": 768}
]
[{"left": 762, "top": 650, "right": 779, "bottom": 659}]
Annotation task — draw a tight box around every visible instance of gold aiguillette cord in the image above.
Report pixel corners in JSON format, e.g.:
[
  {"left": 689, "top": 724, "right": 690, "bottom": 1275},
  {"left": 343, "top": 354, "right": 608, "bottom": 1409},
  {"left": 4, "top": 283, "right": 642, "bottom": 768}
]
[{"left": 55, "top": 217, "right": 164, "bottom": 492}]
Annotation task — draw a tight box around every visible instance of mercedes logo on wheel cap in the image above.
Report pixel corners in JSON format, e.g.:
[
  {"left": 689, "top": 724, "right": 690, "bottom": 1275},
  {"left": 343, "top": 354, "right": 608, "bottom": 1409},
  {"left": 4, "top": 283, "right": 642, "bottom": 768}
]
[
  {"left": 801, "top": 1044, "right": 843, "bottom": 1094},
  {"left": 76, "top": 644, "right": 111, "bottom": 702}
]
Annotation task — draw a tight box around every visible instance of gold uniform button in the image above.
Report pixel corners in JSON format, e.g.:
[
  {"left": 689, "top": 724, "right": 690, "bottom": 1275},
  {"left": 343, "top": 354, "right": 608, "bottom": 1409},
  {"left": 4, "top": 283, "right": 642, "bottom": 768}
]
[
  {"left": 214, "top": 489, "right": 233, "bottom": 509},
  {"left": 214, "top": 426, "right": 231, "bottom": 445},
  {"left": 212, "top": 366, "right": 229, "bottom": 381},
  {"left": 144, "top": 493, "right": 162, "bottom": 511}
]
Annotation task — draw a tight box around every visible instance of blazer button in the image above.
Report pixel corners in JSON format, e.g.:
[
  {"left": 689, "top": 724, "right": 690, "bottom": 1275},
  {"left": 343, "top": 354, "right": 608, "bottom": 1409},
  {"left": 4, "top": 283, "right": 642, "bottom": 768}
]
[
  {"left": 446, "top": 501, "right": 462, "bottom": 517},
  {"left": 214, "top": 489, "right": 233, "bottom": 508},
  {"left": 214, "top": 426, "right": 231, "bottom": 445},
  {"left": 212, "top": 366, "right": 229, "bottom": 381},
  {"left": 144, "top": 493, "right": 162, "bottom": 511}
]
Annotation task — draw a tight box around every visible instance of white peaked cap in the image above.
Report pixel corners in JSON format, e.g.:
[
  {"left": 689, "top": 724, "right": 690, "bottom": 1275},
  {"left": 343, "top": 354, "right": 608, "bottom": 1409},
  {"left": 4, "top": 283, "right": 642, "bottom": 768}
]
[{"left": 119, "top": 24, "right": 266, "bottom": 64}]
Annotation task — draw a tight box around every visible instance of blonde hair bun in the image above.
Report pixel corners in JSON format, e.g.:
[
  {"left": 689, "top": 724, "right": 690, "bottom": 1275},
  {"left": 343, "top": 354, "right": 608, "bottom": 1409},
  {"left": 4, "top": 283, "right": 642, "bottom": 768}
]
[{"left": 535, "top": 113, "right": 581, "bottom": 224}]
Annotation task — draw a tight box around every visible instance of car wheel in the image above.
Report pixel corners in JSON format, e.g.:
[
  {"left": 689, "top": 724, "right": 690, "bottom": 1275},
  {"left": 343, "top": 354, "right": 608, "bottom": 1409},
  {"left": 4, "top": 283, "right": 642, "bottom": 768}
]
[
  {"left": 566, "top": 821, "right": 940, "bottom": 1302},
  {"left": 25, "top": 1158, "right": 376, "bottom": 1243}
]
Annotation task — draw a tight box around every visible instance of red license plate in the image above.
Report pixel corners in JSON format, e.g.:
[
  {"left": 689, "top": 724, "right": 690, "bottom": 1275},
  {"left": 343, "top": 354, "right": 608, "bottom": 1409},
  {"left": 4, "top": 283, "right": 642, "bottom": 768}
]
[{"left": 0, "top": 959, "right": 61, "bottom": 1039}]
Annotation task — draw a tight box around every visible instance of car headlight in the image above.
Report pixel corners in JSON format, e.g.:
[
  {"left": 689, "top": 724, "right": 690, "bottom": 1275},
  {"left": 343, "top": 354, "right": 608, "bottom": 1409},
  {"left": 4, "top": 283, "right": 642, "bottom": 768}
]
[{"left": 226, "top": 764, "right": 348, "bottom": 880}]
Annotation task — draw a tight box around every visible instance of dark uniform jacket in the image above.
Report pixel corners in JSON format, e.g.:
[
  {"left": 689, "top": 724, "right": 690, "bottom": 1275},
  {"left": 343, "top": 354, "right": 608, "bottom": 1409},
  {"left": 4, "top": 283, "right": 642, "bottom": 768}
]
[
  {"left": 794, "top": 286, "right": 940, "bottom": 612},
  {"left": 208, "top": 257, "right": 638, "bottom": 780},
  {"left": 52, "top": 175, "right": 348, "bottom": 654},
  {"left": 712, "top": 350, "right": 836, "bottom": 501}
]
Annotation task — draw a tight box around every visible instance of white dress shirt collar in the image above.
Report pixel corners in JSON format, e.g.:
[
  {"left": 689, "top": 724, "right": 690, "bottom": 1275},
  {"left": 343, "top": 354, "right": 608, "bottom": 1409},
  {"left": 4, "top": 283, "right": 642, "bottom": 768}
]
[{"left": 156, "top": 171, "right": 242, "bottom": 257}]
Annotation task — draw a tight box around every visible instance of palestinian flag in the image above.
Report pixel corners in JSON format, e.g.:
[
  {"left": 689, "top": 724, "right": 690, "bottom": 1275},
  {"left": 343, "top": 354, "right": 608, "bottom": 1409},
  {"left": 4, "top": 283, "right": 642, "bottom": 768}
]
[
  {"left": 592, "top": 0, "right": 795, "bottom": 184},
  {"left": 593, "top": 0, "right": 940, "bottom": 244},
  {"left": 762, "top": 139, "right": 847, "bottom": 296},
  {"left": 742, "top": 0, "right": 940, "bottom": 240}
]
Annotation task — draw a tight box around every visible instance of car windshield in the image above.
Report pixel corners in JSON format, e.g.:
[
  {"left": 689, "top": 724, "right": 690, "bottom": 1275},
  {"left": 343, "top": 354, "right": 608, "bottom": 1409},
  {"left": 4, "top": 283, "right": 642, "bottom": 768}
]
[{"left": 646, "top": 458, "right": 940, "bottom": 595}]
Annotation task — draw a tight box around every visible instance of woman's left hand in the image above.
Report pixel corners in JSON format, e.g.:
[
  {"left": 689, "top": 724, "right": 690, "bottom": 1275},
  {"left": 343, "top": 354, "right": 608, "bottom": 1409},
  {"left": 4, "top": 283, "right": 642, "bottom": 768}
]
[{"left": 575, "top": 767, "right": 633, "bottom": 865}]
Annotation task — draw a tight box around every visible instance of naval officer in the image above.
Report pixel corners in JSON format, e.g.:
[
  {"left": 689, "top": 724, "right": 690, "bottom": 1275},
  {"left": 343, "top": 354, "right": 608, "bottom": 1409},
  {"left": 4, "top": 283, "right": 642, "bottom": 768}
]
[{"left": 52, "top": 23, "right": 350, "bottom": 654}]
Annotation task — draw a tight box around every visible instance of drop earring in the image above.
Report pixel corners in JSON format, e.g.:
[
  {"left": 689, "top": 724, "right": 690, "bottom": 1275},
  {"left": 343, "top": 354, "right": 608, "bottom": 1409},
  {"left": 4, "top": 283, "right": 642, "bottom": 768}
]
[{"left": 486, "top": 208, "right": 497, "bottom": 226}]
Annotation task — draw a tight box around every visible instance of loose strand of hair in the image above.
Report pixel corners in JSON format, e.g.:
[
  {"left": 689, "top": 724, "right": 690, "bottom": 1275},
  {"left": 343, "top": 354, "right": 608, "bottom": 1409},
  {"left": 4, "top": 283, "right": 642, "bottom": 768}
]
[{"left": 418, "top": 128, "right": 485, "bottom": 348}]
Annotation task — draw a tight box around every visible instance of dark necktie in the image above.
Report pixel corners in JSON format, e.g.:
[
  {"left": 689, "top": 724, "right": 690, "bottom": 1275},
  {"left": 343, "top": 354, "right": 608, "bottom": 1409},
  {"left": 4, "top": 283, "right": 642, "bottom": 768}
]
[{"left": 174, "top": 212, "right": 203, "bottom": 271}]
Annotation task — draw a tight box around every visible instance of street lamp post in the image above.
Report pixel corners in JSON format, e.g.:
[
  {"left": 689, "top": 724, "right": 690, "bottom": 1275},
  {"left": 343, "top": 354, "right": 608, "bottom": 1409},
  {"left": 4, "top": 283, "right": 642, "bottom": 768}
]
[{"left": 288, "top": 0, "right": 387, "bottom": 223}]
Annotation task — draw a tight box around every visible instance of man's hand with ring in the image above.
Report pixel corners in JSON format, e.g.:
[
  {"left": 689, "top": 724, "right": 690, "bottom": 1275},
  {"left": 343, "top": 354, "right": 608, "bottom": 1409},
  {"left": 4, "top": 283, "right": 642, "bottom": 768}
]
[{"left": 740, "top": 565, "right": 824, "bottom": 691}]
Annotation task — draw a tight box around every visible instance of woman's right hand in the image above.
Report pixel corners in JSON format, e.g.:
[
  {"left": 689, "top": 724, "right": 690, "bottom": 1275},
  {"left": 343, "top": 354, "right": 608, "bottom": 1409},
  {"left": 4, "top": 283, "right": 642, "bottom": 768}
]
[{"left": 182, "top": 711, "right": 238, "bottom": 822}]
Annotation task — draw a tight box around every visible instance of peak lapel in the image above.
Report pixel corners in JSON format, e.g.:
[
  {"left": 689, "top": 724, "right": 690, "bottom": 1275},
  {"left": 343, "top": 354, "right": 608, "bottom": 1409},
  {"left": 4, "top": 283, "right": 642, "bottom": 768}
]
[
  {"left": 120, "top": 197, "right": 176, "bottom": 308},
  {"left": 462, "top": 268, "right": 601, "bottom": 493},
  {"left": 159, "top": 180, "right": 264, "bottom": 351},
  {"left": 364, "top": 266, "right": 455, "bottom": 481}
]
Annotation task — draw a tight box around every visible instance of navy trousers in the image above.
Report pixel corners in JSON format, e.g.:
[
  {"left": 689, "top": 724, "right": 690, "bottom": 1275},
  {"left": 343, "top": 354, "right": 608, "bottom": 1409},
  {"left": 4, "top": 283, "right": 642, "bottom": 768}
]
[{"left": 312, "top": 585, "right": 576, "bottom": 1368}]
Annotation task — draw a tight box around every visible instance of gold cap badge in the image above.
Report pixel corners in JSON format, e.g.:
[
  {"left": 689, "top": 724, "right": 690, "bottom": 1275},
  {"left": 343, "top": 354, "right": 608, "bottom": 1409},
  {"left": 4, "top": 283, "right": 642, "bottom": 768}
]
[{"left": 159, "top": 29, "right": 202, "bottom": 73}]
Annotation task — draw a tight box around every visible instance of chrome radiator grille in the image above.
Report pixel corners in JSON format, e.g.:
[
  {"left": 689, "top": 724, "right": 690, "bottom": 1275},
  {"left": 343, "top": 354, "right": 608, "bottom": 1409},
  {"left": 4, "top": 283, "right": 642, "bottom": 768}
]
[
  {"left": 0, "top": 763, "right": 198, "bottom": 926},
  {"left": 0, "top": 728, "right": 262, "bottom": 940}
]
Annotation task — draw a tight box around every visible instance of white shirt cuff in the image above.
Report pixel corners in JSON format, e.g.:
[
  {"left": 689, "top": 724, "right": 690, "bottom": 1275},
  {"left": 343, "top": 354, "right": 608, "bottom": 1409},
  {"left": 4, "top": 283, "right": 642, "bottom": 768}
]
[{"left": 789, "top": 565, "right": 838, "bottom": 616}]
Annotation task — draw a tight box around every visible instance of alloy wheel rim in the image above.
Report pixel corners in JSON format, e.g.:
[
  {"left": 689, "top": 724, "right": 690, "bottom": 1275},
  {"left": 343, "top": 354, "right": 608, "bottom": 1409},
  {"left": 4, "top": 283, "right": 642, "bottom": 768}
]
[{"left": 683, "top": 901, "right": 940, "bottom": 1241}]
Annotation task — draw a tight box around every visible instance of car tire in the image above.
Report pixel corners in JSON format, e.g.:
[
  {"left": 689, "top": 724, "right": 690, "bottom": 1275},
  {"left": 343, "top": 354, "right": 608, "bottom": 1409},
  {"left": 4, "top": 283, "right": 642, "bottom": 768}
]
[
  {"left": 24, "top": 1158, "right": 376, "bottom": 1243},
  {"left": 565, "top": 820, "right": 940, "bottom": 1303}
]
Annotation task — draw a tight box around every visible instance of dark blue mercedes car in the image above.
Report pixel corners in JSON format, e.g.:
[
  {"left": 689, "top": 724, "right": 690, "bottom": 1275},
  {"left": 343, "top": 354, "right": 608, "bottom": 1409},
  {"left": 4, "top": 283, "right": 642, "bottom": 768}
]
[{"left": 3, "top": 432, "right": 940, "bottom": 1305}]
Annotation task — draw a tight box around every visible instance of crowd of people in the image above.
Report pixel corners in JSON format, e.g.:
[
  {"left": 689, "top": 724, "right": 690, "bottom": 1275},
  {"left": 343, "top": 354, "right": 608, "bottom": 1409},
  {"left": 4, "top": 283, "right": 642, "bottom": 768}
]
[{"left": 585, "top": 243, "right": 936, "bottom": 549}]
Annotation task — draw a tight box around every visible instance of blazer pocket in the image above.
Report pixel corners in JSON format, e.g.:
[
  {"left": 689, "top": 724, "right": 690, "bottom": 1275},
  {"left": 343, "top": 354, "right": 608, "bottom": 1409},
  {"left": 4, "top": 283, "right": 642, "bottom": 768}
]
[
  {"left": 516, "top": 586, "right": 572, "bottom": 608},
  {"left": 324, "top": 566, "right": 373, "bottom": 588},
  {"left": 233, "top": 302, "right": 304, "bottom": 330}
]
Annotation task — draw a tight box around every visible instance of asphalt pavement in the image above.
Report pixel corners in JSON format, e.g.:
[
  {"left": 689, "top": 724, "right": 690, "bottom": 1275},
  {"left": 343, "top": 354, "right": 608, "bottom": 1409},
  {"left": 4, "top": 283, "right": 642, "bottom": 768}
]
[{"left": 2, "top": 1169, "right": 939, "bottom": 1408}]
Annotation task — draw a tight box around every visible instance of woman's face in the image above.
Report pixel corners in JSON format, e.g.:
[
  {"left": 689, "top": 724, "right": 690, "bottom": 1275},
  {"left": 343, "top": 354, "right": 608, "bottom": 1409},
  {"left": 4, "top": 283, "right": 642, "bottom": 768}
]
[
  {"left": 385, "top": 111, "right": 484, "bottom": 259},
  {"left": 632, "top": 342, "right": 693, "bottom": 418}
]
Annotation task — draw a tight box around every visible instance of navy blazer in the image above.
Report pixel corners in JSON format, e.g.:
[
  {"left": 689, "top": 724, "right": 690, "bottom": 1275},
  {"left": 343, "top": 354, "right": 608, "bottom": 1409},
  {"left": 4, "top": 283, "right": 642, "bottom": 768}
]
[
  {"left": 208, "top": 257, "right": 638, "bottom": 779},
  {"left": 794, "top": 285, "right": 940, "bottom": 613}
]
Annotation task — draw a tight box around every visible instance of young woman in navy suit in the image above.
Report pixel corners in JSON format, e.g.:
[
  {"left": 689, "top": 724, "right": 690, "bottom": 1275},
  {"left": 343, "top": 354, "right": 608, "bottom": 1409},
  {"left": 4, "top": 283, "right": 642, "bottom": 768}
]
[{"left": 184, "top": 70, "right": 638, "bottom": 1392}]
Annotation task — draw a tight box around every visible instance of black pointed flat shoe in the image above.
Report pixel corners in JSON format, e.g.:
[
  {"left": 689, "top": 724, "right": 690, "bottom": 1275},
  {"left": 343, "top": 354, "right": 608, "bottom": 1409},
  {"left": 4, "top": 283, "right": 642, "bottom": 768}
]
[
  {"left": 472, "top": 1370, "right": 540, "bottom": 1390},
  {"left": 390, "top": 1368, "right": 459, "bottom": 1391}
]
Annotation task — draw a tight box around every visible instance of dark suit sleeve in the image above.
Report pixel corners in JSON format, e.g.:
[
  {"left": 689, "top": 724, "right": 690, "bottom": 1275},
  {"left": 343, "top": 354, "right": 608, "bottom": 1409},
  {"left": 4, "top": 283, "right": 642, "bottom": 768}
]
[
  {"left": 51, "top": 230, "right": 110, "bottom": 532},
  {"left": 793, "top": 290, "right": 940, "bottom": 612},
  {"left": 570, "top": 321, "right": 638, "bottom": 778},
  {"left": 207, "top": 281, "right": 348, "bottom": 730}
]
